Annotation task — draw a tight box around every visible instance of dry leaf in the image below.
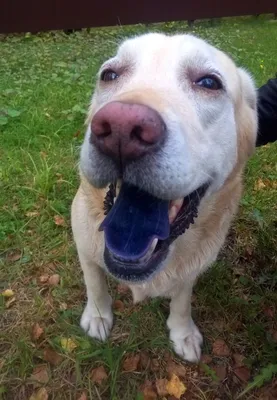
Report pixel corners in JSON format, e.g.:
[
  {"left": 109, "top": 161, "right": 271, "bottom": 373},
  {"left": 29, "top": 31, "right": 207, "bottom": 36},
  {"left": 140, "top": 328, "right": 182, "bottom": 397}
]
[
  {"left": 113, "top": 299, "right": 125, "bottom": 312},
  {"left": 59, "top": 302, "right": 68, "bottom": 311},
  {"left": 26, "top": 211, "right": 40, "bottom": 218},
  {"left": 90, "top": 366, "right": 108, "bottom": 385},
  {"left": 254, "top": 178, "right": 266, "bottom": 191},
  {"left": 213, "top": 365, "right": 227, "bottom": 381},
  {"left": 123, "top": 353, "right": 140, "bottom": 372},
  {"left": 73, "top": 130, "right": 81, "bottom": 138},
  {"left": 32, "top": 323, "right": 44, "bottom": 341},
  {"left": 212, "top": 339, "right": 230, "bottom": 357},
  {"left": 233, "top": 353, "right": 245, "bottom": 367},
  {"left": 29, "top": 364, "right": 49, "bottom": 385},
  {"left": 155, "top": 378, "right": 169, "bottom": 396},
  {"left": 201, "top": 354, "right": 213, "bottom": 364},
  {"left": 38, "top": 274, "right": 49, "bottom": 284},
  {"left": 166, "top": 359, "right": 187, "bottom": 378},
  {"left": 263, "top": 306, "right": 275, "bottom": 318},
  {"left": 48, "top": 274, "right": 60, "bottom": 286},
  {"left": 60, "top": 337, "right": 78, "bottom": 352},
  {"left": 139, "top": 351, "right": 150, "bottom": 370},
  {"left": 117, "top": 283, "right": 129, "bottom": 294},
  {"left": 54, "top": 215, "right": 65, "bottom": 226},
  {"left": 150, "top": 358, "right": 160, "bottom": 372},
  {"left": 77, "top": 392, "right": 87, "bottom": 400},
  {"left": 6, "top": 297, "right": 16, "bottom": 308},
  {"left": 43, "top": 348, "right": 63, "bottom": 366},
  {"left": 166, "top": 374, "right": 187, "bottom": 399},
  {"left": 140, "top": 381, "right": 157, "bottom": 400},
  {"left": 7, "top": 250, "right": 22, "bottom": 262},
  {"left": 233, "top": 366, "right": 250, "bottom": 382},
  {"left": 29, "top": 387, "right": 49, "bottom": 400},
  {"left": 2, "top": 289, "right": 15, "bottom": 298}
]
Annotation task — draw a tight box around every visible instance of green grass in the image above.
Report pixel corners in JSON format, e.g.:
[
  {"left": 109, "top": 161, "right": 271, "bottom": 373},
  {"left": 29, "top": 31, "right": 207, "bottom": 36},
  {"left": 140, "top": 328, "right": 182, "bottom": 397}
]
[{"left": 1, "top": 14, "right": 277, "bottom": 400}]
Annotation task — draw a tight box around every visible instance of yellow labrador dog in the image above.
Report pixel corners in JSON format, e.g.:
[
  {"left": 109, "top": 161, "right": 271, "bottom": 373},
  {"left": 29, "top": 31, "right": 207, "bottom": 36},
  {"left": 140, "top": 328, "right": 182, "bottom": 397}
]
[{"left": 71, "top": 33, "right": 257, "bottom": 362}]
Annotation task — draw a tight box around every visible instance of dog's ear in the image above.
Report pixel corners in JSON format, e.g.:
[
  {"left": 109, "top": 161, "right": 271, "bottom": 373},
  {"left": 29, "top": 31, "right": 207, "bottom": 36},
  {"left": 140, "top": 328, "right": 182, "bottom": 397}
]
[{"left": 235, "top": 68, "right": 258, "bottom": 165}]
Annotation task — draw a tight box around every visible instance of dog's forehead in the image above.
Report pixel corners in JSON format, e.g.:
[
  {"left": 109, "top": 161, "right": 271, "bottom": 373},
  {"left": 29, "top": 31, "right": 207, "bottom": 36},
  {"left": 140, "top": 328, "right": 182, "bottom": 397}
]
[{"left": 117, "top": 33, "right": 219, "bottom": 67}]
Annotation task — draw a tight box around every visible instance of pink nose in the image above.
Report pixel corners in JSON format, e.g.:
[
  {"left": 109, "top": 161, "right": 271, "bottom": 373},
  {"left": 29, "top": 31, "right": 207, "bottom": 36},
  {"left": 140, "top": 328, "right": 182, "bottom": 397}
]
[{"left": 90, "top": 102, "right": 166, "bottom": 162}]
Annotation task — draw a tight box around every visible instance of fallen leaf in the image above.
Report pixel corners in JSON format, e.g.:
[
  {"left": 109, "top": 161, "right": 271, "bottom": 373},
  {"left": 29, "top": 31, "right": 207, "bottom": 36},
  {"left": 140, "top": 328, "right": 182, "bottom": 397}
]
[
  {"left": 54, "top": 215, "right": 65, "bottom": 226},
  {"left": 60, "top": 337, "right": 78, "bottom": 353},
  {"left": 212, "top": 339, "right": 230, "bottom": 357},
  {"left": 155, "top": 378, "right": 169, "bottom": 396},
  {"left": 233, "top": 366, "right": 250, "bottom": 382},
  {"left": 123, "top": 353, "right": 140, "bottom": 372},
  {"left": 254, "top": 178, "right": 266, "bottom": 191},
  {"left": 32, "top": 323, "right": 44, "bottom": 341},
  {"left": 59, "top": 302, "right": 68, "bottom": 311},
  {"left": 6, "top": 297, "right": 16, "bottom": 308},
  {"left": 77, "top": 392, "right": 87, "bottom": 400},
  {"left": 213, "top": 365, "right": 227, "bottom": 381},
  {"left": 43, "top": 348, "right": 63, "bottom": 366},
  {"left": 26, "top": 211, "right": 40, "bottom": 218},
  {"left": 73, "top": 130, "right": 81, "bottom": 138},
  {"left": 201, "top": 354, "right": 213, "bottom": 364},
  {"left": 117, "top": 283, "right": 129, "bottom": 294},
  {"left": 7, "top": 250, "right": 22, "bottom": 262},
  {"left": 166, "top": 374, "right": 187, "bottom": 399},
  {"left": 2, "top": 289, "right": 15, "bottom": 298},
  {"left": 139, "top": 351, "right": 150, "bottom": 370},
  {"left": 90, "top": 366, "right": 108, "bottom": 385},
  {"left": 38, "top": 274, "right": 49, "bottom": 284},
  {"left": 140, "top": 381, "right": 157, "bottom": 400},
  {"left": 166, "top": 359, "right": 187, "bottom": 378},
  {"left": 113, "top": 299, "right": 125, "bottom": 312},
  {"left": 29, "top": 365, "right": 49, "bottom": 385},
  {"left": 150, "top": 358, "right": 160, "bottom": 372},
  {"left": 48, "top": 274, "right": 60, "bottom": 286},
  {"left": 233, "top": 353, "right": 245, "bottom": 367},
  {"left": 29, "top": 387, "right": 49, "bottom": 400},
  {"left": 263, "top": 306, "right": 275, "bottom": 318}
]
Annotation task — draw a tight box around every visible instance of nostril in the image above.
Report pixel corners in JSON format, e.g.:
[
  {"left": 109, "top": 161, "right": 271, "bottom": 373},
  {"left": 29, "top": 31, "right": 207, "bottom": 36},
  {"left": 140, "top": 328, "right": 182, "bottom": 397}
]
[
  {"left": 130, "top": 125, "right": 144, "bottom": 142},
  {"left": 95, "top": 121, "right": 112, "bottom": 138}
]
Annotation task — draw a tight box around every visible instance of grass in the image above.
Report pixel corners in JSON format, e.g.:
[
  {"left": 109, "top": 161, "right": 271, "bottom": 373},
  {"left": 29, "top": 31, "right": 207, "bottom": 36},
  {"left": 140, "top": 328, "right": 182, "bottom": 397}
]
[{"left": 1, "top": 14, "right": 277, "bottom": 400}]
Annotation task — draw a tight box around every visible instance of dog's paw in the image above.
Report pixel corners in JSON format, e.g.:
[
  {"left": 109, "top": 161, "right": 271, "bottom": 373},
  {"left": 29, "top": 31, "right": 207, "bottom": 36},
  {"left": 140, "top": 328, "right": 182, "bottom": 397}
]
[
  {"left": 80, "top": 304, "right": 113, "bottom": 341},
  {"left": 169, "top": 320, "right": 203, "bottom": 363}
]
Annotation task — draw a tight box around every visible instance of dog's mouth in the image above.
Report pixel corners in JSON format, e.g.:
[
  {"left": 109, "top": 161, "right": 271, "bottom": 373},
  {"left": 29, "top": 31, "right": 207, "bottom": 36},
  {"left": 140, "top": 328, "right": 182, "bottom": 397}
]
[{"left": 99, "top": 182, "right": 209, "bottom": 282}]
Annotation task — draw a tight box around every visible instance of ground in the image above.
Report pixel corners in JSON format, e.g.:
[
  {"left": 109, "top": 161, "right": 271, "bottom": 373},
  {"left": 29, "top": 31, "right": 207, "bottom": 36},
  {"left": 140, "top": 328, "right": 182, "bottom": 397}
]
[{"left": 0, "top": 14, "right": 277, "bottom": 400}]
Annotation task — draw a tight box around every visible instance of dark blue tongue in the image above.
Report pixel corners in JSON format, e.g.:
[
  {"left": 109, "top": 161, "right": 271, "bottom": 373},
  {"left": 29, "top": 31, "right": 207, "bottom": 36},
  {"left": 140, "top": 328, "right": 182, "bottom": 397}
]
[{"left": 99, "top": 183, "right": 170, "bottom": 260}]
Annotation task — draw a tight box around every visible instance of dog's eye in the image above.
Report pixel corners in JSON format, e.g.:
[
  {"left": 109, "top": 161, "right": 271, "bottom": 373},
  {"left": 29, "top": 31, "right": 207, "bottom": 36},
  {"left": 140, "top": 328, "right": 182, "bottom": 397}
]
[
  {"left": 195, "top": 76, "right": 223, "bottom": 90},
  {"left": 100, "top": 69, "right": 119, "bottom": 82}
]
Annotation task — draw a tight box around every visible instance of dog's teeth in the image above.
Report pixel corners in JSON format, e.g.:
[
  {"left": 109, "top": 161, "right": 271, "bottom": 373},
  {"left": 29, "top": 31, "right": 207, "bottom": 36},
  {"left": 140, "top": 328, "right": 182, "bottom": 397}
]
[{"left": 169, "top": 199, "right": 183, "bottom": 223}]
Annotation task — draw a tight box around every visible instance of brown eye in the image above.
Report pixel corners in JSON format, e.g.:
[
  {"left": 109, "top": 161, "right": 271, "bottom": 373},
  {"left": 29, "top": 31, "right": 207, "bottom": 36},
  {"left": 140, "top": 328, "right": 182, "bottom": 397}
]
[
  {"left": 100, "top": 69, "right": 119, "bottom": 82},
  {"left": 195, "top": 75, "right": 223, "bottom": 90}
]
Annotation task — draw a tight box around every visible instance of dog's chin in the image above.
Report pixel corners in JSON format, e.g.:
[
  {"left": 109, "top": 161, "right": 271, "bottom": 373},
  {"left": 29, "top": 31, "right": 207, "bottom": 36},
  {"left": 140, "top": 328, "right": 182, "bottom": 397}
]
[
  {"left": 102, "top": 182, "right": 209, "bottom": 283},
  {"left": 104, "top": 241, "right": 169, "bottom": 282}
]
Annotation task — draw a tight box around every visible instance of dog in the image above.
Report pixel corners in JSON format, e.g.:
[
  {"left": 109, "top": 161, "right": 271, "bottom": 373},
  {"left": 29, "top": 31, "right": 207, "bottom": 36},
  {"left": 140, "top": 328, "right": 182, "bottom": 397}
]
[{"left": 71, "top": 33, "right": 257, "bottom": 362}]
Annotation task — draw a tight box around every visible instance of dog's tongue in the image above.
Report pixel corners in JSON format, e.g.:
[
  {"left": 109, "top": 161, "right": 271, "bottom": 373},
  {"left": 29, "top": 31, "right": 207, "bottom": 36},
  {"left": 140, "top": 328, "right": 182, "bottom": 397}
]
[{"left": 99, "top": 183, "right": 170, "bottom": 260}]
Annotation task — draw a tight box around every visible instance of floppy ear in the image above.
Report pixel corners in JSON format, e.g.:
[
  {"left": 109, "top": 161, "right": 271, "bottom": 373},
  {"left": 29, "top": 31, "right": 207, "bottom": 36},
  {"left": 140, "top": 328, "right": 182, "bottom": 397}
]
[{"left": 235, "top": 68, "right": 258, "bottom": 166}]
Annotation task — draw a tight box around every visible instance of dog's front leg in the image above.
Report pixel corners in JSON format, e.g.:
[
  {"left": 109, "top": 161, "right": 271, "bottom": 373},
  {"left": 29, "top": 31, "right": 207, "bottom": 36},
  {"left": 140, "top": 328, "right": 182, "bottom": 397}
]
[
  {"left": 80, "top": 256, "right": 113, "bottom": 341},
  {"left": 167, "top": 285, "right": 202, "bottom": 362}
]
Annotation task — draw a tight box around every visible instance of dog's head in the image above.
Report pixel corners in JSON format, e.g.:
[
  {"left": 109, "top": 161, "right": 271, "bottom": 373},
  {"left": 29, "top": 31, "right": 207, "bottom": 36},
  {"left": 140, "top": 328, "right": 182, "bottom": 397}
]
[{"left": 80, "top": 33, "right": 258, "bottom": 282}]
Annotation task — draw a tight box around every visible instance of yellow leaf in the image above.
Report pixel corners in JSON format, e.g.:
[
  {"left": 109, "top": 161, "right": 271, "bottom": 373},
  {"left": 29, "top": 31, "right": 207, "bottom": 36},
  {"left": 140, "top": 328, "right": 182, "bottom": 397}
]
[
  {"left": 60, "top": 337, "right": 78, "bottom": 352},
  {"left": 2, "top": 289, "right": 15, "bottom": 298},
  {"left": 254, "top": 178, "right": 266, "bottom": 191},
  {"left": 166, "top": 374, "right": 187, "bottom": 399}
]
